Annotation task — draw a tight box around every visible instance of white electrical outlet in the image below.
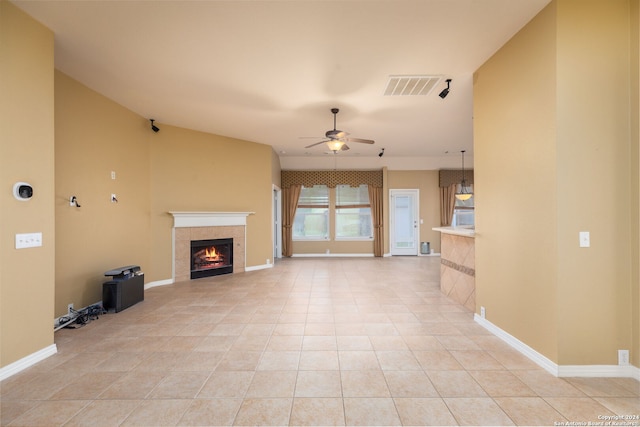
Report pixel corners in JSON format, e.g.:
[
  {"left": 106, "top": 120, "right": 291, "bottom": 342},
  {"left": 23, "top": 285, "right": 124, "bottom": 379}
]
[
  {"left": 68, "top": 303, "right": 74, "bottom": 315},
  {"left": 480, "top": 306, "right": 486, "bottom": 318},
  {"left": 111, "top": 171, "right": 116, "bottom": 180},
  {"left": 618, "top": 349, "right": 629, "bottom": 366},
  {"left": 15, "top": 232, "right": 43, "bottom": 249},
  {"left": 579, "top": 231, "right": 590, "bottom": 247}
]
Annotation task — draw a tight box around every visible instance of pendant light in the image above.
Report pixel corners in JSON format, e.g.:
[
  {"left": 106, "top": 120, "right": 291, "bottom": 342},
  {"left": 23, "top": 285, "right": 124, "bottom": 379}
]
[{"left": 455, "top": 150, "right": 473, "bottom": 201}]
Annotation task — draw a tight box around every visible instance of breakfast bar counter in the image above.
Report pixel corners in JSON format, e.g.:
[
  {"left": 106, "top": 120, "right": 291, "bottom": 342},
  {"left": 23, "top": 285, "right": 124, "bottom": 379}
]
[{"left": 432, "top": 226, "right": 475, "bottom": 312}]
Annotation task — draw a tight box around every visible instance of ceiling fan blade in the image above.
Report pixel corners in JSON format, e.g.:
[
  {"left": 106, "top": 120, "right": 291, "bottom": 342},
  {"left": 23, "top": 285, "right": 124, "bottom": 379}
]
[
  {"left": 344, "top": 137, "right": 375, "bottom": 144},
  {"left": 305, "top": 140, "right": 328, "bottom": 149}
]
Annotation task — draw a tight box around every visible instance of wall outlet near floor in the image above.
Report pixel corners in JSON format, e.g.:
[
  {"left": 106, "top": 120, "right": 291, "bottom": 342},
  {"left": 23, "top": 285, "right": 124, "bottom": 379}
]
[
  {"left": 618, "top": 349, "right": 629, "bottom": 366},
  {"left": 480, "top": 306, "right": 486, "bottom": 318},
  {"left": 67, "top": 303, "right": 74, "bottom": 315}
]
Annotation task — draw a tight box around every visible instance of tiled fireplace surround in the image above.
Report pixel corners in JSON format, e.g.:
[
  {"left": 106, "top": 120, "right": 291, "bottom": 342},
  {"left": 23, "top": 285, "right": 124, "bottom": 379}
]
[{"left": 170, "top": 212, "right": 252, "bottom": 283}]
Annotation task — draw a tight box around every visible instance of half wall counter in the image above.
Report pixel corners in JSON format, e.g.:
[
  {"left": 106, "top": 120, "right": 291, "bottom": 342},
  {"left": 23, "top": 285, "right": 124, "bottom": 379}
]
[{"left": 432, "top": 226, "right": 475, "bottom": 312}]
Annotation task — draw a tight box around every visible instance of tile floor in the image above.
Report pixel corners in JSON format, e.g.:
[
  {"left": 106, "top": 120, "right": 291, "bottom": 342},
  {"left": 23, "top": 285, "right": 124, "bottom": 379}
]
[{"left": 1, "top": 256, "right": 638, "bottom": 426}]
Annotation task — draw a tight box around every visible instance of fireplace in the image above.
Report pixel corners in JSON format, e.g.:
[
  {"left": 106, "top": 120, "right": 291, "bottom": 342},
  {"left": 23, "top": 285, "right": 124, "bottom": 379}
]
[
  {"left": 170, "top": 212, "right": 252, "bottom": 283},
  {"left": 191, "top": 238, "right": 233, "bottom": 279}
]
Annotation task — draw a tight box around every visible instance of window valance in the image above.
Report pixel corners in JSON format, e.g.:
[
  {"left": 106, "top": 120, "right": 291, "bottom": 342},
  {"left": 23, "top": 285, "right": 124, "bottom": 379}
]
[
  {"left": 439, "top": 169, "right": 474, "bottom": 188},
  {"left": 281, "top": 170, "right": 383, "bottom": 189}
]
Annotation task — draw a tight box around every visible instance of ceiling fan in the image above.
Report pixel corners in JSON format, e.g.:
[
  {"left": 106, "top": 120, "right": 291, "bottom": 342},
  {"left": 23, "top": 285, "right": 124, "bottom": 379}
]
[{"left": 304, "top": 108, "right": 375, "bottom": 153}]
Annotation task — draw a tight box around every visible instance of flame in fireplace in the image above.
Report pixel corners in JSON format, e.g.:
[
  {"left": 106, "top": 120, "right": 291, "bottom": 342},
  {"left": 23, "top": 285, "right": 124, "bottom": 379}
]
[{"left": 204, "top": 246, "right": 222, "bottom": 261}]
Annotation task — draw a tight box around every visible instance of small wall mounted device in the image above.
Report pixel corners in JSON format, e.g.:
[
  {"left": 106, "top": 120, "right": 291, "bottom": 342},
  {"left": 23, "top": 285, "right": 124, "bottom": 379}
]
[{"left": 13, "top": 182, "right": 33, "bottom": 201}]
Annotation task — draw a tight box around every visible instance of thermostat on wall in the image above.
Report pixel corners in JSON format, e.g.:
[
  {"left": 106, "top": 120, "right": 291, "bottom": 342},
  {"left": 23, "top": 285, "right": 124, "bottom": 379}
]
[{"left": 13, "top": 182, "right": 33, "bottom": 201}]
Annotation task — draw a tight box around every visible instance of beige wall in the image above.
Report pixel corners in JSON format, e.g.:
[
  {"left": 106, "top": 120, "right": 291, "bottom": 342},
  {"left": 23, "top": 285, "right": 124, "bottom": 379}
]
[
  {"left": 1, "top": 1, "right": 55, "bottom": 367},
  {"left": 475, "top": 0, "right": 639, "bottom": 367},
  {"left": 474, "top": 2, "right": 559, "bottom": 361},
  {"left": 53, "top": 78, "right": 276, "bottom": 312},
  {"left": 387, "top": 170, "right": 442, "bottom": 254},
  {"left": 555, "top": 0, "right": 634, "bottom": 366},
  {"left": 149, "top": 124, "right": 275, "bottom": 280},
  {"left": 55, "top": 71, "right": 151, "bottom": 317},
  {"left": 54, "top": 73, "right": 275, "bottom": 311},
  {"left": 271, "top": 148, "right": 282, "bottom": 189}
]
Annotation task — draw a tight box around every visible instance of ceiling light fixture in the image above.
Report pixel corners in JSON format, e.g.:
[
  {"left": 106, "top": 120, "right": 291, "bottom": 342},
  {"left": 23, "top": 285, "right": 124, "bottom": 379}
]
[
  {"left": 326, "top": 140, "right": 345, "bottom": 152},
  {"left": 439, "top": 79, "right": 452, "bottom": 99},
  {"left": 455, "top": 150, "right": 473, "bottom": 201},
  {"left": 150, "top": 119, "right": 160, "bottom": 133}
]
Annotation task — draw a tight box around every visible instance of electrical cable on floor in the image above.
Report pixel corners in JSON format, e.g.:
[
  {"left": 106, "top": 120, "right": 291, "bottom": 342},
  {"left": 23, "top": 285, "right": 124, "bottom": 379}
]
[{"left": 54, "top": 304, "right": 106, "bottom": 331}]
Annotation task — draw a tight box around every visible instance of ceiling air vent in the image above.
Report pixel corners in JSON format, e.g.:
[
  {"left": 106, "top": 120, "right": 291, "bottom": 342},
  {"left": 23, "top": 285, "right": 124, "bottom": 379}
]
[{"left": 384, "top": 75, "right": 442, "bottom": 96}]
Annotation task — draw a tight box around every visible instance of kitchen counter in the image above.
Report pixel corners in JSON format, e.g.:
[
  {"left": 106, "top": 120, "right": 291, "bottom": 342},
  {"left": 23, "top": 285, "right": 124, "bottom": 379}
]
[{"left": 432, "top": 226, "right": 475, "bottom": 237}]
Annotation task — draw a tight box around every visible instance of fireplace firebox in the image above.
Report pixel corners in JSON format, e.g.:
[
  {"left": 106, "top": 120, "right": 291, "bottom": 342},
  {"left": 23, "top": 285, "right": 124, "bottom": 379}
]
[{"left": 190, "top": 238, "right": 233, "bottom": 279}]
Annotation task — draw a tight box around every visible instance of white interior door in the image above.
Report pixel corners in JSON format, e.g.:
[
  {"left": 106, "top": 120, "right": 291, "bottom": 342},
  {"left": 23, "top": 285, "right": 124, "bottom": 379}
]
[{"left": 390, "top": 189, "right": 419, "bottom": 255}]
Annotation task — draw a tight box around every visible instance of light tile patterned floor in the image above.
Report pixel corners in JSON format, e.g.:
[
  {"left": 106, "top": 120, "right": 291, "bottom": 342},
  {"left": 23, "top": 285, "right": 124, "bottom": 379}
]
[{"left": 1, "top": 256, "right": 638, "bottom": 426}]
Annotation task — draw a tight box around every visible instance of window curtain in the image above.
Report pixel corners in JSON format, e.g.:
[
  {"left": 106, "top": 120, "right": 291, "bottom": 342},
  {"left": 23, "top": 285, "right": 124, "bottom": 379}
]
[
  {"left": 439, "top": 183, "right": 457, "bottom": 226},
  {"left": 282, "top": 184, "right": 302, "bottom": 257},
  {"left": 368, "top": 185, "right": 383, "bottom": 257}
]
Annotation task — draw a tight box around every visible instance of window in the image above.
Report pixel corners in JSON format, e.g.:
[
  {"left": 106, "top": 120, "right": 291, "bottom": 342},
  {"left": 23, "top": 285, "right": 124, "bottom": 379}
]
[
  {"left": 335, "top": 184, "right": 373, "bottom": 240},
  {"left": 452, "top": 185, "right": 474, "bottom": 227},
  {"left": 293, "top": 185, "right": 329, "bottom": 240}
]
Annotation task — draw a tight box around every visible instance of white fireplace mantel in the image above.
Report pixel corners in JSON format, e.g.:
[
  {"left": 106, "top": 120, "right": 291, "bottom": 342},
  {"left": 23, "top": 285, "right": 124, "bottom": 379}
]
[{"left": 169, "top": 211, "right": 254, "bottom": 228}]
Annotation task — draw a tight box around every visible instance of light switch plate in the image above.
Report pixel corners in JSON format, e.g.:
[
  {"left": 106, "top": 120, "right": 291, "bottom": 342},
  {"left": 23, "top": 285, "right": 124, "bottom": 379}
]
[{"left": 16, "top": 232, "right": 42, "bottom": 249}]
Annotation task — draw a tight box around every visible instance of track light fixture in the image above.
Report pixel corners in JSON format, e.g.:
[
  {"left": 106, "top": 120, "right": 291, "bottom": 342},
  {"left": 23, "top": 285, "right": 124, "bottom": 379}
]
[
  {"left": 150, "top": 119, "right": 160, "bottom": 133},
  {"left": 378, "top": 148, "right": 385, "bottom": 157},
  {"left": 439, "top": 79, "right": 452, "bottom": 99}
]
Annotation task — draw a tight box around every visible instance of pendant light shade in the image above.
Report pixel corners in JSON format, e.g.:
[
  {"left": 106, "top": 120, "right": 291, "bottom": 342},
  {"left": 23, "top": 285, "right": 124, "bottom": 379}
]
[
  {"left": 455, "top": 192, "right": 473, "bottom": 201},
  {"left": 455, "top": 150, "right": 473, "bottom": 201}
]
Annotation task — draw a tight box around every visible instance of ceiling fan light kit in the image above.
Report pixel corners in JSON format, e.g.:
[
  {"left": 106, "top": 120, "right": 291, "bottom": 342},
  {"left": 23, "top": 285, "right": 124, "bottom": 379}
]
[
  {"left": 304, "top": 108, "right": 375, "bottom": 153},
  {"left": 327, "top": 140, "right": 345, "bottom": 151}
]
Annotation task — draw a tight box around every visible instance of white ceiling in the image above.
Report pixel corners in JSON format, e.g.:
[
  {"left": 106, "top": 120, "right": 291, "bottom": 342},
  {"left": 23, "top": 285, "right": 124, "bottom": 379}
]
[{"left": 14, "top": 0, "right": 550, "bottom": 170}]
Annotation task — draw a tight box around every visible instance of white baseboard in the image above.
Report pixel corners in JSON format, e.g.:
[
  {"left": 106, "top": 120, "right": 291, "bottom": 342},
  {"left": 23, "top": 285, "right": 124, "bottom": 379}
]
[
  {"left": 0, "top": 344, "right": 57, "bottom": 381},
  {"left": 292, "top": 253, "right": 374, "bottom": 258},
  {"left": 558, "top": 364, "right": 640, "bottom": 379},
  {"left": 474, "top": 314, "right": 559, "bottom": 376},
  {"left": 245, "top": 263, "right": 274, "bottom": 272},
  {"left": 474, "top": 314, "right": 639, "bottom": 379},
  {"left": 145, "top": 266, "right": 277, "bottom": 284},
  {"left": 145, "top": 278, "right": 174, "bottom": 290}
]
